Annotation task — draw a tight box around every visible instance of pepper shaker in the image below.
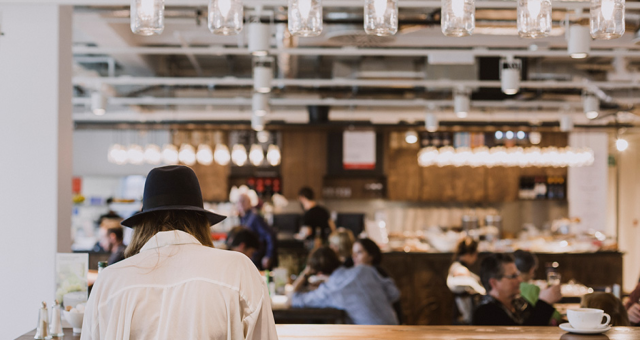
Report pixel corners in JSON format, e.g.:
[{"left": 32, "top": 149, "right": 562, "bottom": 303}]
[{"left": 34, "top": 301, "right": 51, "bottom": 340}]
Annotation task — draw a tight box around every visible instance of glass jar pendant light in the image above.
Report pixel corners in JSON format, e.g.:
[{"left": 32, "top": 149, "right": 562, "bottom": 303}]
[
  {"left": 517, "top": 0, "right": 552, "bottom": 38},
  {"left": 289, "top": 0, "right": 323, "bottom": 37},
  {"left": 441, "top": 0, "right": 475, "bottom": 37},
  {"left": 364, "top": 0, "right": 398, "bottom": 36},
  {"left": 208, "top": 0, "right": 243, "bottom": 35},
  {"left": 590, "top": 0, "right": 625, "bottom": 39},
  {"left": 131, "top": 0, "right": 165, "bottom": 36}
]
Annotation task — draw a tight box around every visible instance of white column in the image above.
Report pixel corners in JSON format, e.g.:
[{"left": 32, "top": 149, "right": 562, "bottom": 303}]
[
  {"left": 0, "top": 4, "right": 73, "bottom": 337},
  {"left": 617, "top": 133, "right": 640, "bottom": 292}
]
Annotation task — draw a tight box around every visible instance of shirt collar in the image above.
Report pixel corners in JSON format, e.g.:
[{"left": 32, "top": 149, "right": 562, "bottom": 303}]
[{"left": 140, "top": 230, "right": 203, "bottom": 252}]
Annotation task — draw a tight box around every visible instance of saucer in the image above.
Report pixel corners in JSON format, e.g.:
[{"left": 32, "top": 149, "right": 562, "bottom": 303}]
[{"left": 559, "top": 323, "right": 611, "bottom": 334}]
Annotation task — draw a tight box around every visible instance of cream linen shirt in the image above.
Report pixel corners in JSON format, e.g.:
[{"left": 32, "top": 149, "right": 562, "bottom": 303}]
[{"left": 80, "top": 230, "right": 278, "bottom": 340}]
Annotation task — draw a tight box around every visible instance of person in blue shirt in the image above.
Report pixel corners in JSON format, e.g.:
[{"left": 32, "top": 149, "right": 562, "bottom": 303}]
[
  {"left": 290, "top": 246, "right": 400, "bottom": 325},
  {"left": 236, "top": 194, "right": 277, "bottom": 270}
]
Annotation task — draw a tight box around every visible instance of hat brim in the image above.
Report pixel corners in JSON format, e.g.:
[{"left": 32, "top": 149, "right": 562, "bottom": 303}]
[{"left": 120, "top": 205, "right": 226, "bottom": 228}]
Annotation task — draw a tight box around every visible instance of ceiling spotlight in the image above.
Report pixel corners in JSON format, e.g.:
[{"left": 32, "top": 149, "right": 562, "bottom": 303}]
[
  {"left": 454, "top": 88, "right": 471, "bottom": 118},
  {"left": 590, "top": 0, "right": 625, "bottom": 40},
  {"left": 529, "top": 131, "right": 542, "bottom": 145},
  {"left": 252, "top": 113, "right": 265, "bottom": 132},
  {"left": 517, "top": 131, "right": 526, "bottom": 140},
  {"left": 208, "top": 0, "right": 243, "bottom": 35},
  {"left": 289, "top": 0, "right": 323, "bottom": 37},
  {"left": 253, "top": 57, "right": 273, "bottom": 93},
  {"left": 249, "top": 144, "right": 265, "bottom": 166},
  {"left": 560, "top": 114, "right": 574, "bottom": 132},
  {"left": 495, "top": 131, "right": 504, "bottom": 140},
  {"left": 425, "top": 113, "right": 439, "bottom": 132},
  {"left": 583, "top": 93, "right": 599, "bottom": 119},
  {"left": 256, "top": 130, "right": 270, "bottom": 143},
  {"left": 131, "top": 0, "right": 164, "bottom": 36},
  {"left": 567, "top": 24, "right": 591, "bottom": 59},
  {"left": 252, "top": 92, "right": 269, "bottom": 116},
  {"left": 500, "top": 57, "right": 521, "bottom": 95},
  {"left": 248, "top": 22, "right": 270, "bottom": 56},
  {"left": 616, "top": 138, "right": 629, "bottom": 151},
  {"left": 231, "top": 144, "right": 248, "bottom": 166},
  {"left": 405, "top": 130, "right": 419, "bottom": 144},
  {"left": 213, "top": 143, "right": 231, "bottom": 166},
  {"left": 505, "top": 131, "right": 515, "bottom": 139},
  {"left": 91, "top": 92, "right": 107, "bottom": 116}
]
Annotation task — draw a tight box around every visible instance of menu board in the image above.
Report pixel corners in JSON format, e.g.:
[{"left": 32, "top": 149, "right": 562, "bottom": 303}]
[{"left": 343, "top": 131, "right": 376, "bottom": 170}]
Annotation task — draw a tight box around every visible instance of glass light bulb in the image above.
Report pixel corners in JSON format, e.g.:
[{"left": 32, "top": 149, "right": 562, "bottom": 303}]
[
  {"left": 518, "top": 0, "right": 551, "bottom": 38},
  {"left": 162, "top": 144, "right": 179, "bottom": 164},
  {"left": 208, "top": 0, "right": 243, "bottom": 35},
  {"left": 441, "top": 0, "right": 475, "bottom": 37},
  {"left": 601, "top": 0, "right": 615, "bottom": 19},
  {"left": 299, "top": 0, "right": 312, "bottom": 19},
  {"left": 178, "top": 144, "right": 196, "bottom": 166},
  {"left": 452, "top": 0, "right": 465, "bottom": 18},
  {"left": 249, "top": 144, "right": 265, "bottom": 166},
  {"left": 364, "top": 0, "right": 398, "bottom": 36},
  {"left": 616, "top": 138, "right": 629, "bottom": 151},
  {"left": 590, "top": 0, "right": 624, "bottom": 40},
  {"left": 131, "top": 0, "right": 164, "bottom": 36},
  {"left": 144, "top": 144, "right": 162, "bottom": 165},
  {"left": 214, "top": 144, "right": 231, "bottom": 166},
  {"left": 108, "top": 144, "right": 125, "bottom": 164},
  {"left": 231, "top": 144, "right": 248, "bottom": 166},
  {"left": 196, "top": 144, "right": 214, "bottom": 165},
  {"left": 528, "top": 0, "right": 541, "bottom": 18},
  {"left": 289, "top": 0, "right": 323, "bottom": 37},
  {"left": 266, "top": 145, "right": 281, "bottom": 166}
]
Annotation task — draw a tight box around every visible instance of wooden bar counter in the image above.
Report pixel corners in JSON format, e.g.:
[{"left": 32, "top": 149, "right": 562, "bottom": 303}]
[{"left": 18, "top": 326, "right": 640, "bottom": 340}]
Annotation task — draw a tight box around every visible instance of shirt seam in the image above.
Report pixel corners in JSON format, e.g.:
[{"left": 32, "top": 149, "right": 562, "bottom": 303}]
[{"left": 98, "top": 277, "right": 252, "bottom": 309}]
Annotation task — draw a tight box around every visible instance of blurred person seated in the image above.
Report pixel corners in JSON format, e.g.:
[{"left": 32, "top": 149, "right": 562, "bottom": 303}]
[
  {"left": 226, "top": 226, "right": 260, "bottom": 260},
  {"left": 582, "top": 292, "right": 629, "bottom": 326},
  {"left": 514, "top": 250, "right": 562, "bottom": 324},
  {"left": 236, "top": 193, "right": 277, "bottom": 270},
  {"left": 91, "top": 211, "right": 123, "bottom": 253},
  {"left": 353, "top": 238, "right": 404, "bottom": 324},
  {"left": 104, "top": 226, "right": 126, "bottom": 265},
  {"left": 290, "top": 246, "right": 400, "bottom": 325},
  {"left": 472, "top": 253, "right": 562, "bottom": 326},
  {"left": 625, "top": 280, "right": 640, "bottom": 325},
  {"left": 329, "top": 228, "right": 355, "bottom": 267},
  {"left": 447, "top": 237, "right": 485, "bottom": 324}
]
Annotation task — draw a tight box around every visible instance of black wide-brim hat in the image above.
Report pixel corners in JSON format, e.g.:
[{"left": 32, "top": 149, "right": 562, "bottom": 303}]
[{"left": 121, "top": 165, "right": 226, "bottom": 227}]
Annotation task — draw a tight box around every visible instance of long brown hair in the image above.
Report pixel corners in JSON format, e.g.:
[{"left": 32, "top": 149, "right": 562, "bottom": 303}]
[
  {"left": 581, "top": 292, "right": 630, "bottom": 326},
  {"left": 125, "top": 210, "right": 213, "bottom": 258}
]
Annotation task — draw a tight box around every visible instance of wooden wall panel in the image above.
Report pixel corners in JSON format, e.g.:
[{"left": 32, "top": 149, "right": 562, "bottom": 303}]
[
  {"left": 387, "top": 148, "right": 422, "bottom": 201},
  {"left": 485, "top": 167, "right": 520, "bottom": 202},
  {"left": 191, "top": 162, "right": 230, "bottom": 202},
  {"left": 421, "top": 166, "right": 455, "bottom": 202},
  {"left": 281, "top": 131, "right": 327, "bottom": 200},
  {"left": 452, "top": 166, "right": 487, "bottom": 202}
]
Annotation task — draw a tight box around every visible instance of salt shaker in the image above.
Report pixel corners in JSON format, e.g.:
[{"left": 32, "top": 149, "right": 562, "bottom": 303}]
[
  {"left": 49, "top": 300, "right": 64, "bottom": 337},
  {"left": 34, "top": 301, "right": 51, "bottom": 340}
]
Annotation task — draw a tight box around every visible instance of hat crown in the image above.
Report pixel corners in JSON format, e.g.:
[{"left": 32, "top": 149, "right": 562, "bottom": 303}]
[{"left": 142, "top": 166, "right": 204, "bottom": 211}]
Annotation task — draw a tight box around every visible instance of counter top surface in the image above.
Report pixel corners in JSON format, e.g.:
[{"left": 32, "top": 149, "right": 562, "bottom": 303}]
[{"left": 18, "top": 326, "right": 639, "bottom": 340}]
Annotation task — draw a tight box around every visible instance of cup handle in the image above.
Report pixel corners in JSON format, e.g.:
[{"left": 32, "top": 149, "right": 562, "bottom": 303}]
[{"left": 600, "top": 313, "right": 611, "bottom": 327}]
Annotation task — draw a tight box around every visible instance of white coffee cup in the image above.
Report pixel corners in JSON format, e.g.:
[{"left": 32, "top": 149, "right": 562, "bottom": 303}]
[{"left": 567, "top": 308, "right": 611, "bottom": 329}]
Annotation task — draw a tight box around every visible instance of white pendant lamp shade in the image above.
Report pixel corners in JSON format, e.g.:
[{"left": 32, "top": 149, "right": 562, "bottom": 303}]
[
  {"left": 500, "top": 58, "right": 521, "bottom": 95},
  {"left": 257, "top": 130, "right": 270, "bottom": 143},
  {"left": 252, "top": 113, "right": 265, "bottom": 131},
  {"left": 253, "top": 92, "right": 269, "bottom": 116},
  {"left": 616, "top": 138, "right": 629, "bottom": 151},
  {"left": 232, "top": 144, "right": 248, "bottom": 166},
  {"left": 529, "top": 131, "right": 542, "bottom": 145},
  {"left": 178, "top": 144, "right": 197, "bottom": 166},
  {"left": 568, "top": 25, "right": 591, "bottom": 59},
  {"left": 249, "top": 144, "right": 265, "bottom": 166},
  {"left": 454, "top": 88, "right": 471, "bottom": 118},
  {"left": 404, "top": 131, "right": 418, "bottom": 144},
  {"left": 560, "top": 114, "right": 574, "bottom": 132},
  {"left": 441, "top": 0, "right": 475, "bottom": 37},
  {"left": 162, "top": 144, "right": 179, "bottom": 164},
  {"left": 517, "top": 0, "right": 552, "bottom": 38},
  {"left": 108, "top": 144, "right": 128, "bottom": 165},
  {"left": 267, "top": 144, "right": 282, "bottom": 166},
  {"left": 214, "top": 144, "right": 231, "bottom": 165},
  {"left": 144, "top": 144, "right": 163, "bottom": 164},
  {"left": 253, "top": 65, "right": 273, "bottom": 93},
  {"left": 289, "top": 0, "right": 323, "bottom": 37},
  {"left": 248, "top": 23, "right": 270, "bottom": 56},
  {"left": 364, "top": 0, "right": 398, "bottom": 36},
  {"left": 131, "top": 0, "right": 165, "bottom": 36},
  {"left": 425, "top": 113, "right": 439, "bottom": 132},
  {"left": 127, "top": 144, "right": 145, "bottom": 165},
  {"left": 208, "top": 0, "right": 243, "bottom": 35},
  {"left": 196, "top": 144, "right": 214, "bottom": 165},
  {"left": 91, "top": 92, "right": 107, "bottom": 116},
  {"left": 591, "top": 0, "right": 625, "bottom": 40},
  {"left": 583, "top": 93, "right": 599, "bottom": 119}
]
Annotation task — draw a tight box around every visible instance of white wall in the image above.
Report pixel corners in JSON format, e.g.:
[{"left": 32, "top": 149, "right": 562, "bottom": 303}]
[
  {"left": 73, "top": 129, "right": 169, "bottom": 176},
  {"left": 0, "top": 4, "right": 73, "bottom": 337}
]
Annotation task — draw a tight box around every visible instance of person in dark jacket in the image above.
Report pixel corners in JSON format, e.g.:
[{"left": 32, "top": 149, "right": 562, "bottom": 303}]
[
  {"left": 472, "top": 253, "right": 561, "bottom": 326},
  {"left": 236, "top": 193, "right": 277, "bottom": 270}
]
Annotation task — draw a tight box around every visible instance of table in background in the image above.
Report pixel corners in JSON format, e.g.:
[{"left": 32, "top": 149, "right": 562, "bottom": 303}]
[
  {"left": 273, "top": 307, "right": 346, "bottom": 324},
  {"left": 19, "top": 325, "right": 640, "bottom": 339}
]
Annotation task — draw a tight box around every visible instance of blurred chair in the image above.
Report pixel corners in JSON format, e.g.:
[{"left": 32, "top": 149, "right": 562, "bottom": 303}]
[{"left": 581, "top": 292, "right": 630, "bottom": 326}]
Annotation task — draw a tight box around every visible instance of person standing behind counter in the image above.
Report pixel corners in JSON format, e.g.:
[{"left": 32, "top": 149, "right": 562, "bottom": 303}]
[
  {"left": 81, "top": 166, "right": 277, "bottom": 340},
  {"left": 298, "top": 187, "right": 336, "bottom": 247}
]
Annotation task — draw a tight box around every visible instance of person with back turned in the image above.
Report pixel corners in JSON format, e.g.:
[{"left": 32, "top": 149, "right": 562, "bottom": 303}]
[
  {"left": 298, "top": 187, "right": 336, "bottom": 246},
  {"left": 81, "top": 165, "right": 277, "bottom": 339},
  {"left": 472, "top": 253, "right": 561, "bottom": 326}
]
